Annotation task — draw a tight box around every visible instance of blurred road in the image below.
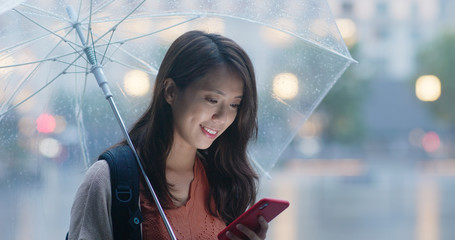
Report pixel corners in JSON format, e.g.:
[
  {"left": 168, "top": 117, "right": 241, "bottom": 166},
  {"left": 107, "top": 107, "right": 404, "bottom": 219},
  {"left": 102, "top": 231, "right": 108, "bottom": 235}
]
[{"left": 1, "top": 158, "right": 455, "bottom": 240}]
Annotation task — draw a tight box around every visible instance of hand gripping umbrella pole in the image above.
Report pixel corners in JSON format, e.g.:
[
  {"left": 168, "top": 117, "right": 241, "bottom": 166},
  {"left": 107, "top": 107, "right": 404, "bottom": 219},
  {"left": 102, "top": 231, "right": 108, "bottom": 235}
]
[{"left": 66, "top": 6, "right": 177, "bottom": 240}]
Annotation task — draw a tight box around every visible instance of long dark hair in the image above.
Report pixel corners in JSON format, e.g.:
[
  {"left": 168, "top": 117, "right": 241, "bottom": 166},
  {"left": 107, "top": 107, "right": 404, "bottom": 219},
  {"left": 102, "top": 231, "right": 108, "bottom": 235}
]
[{"left": 127, "top": 30, "right": 258, "bottom": 224}]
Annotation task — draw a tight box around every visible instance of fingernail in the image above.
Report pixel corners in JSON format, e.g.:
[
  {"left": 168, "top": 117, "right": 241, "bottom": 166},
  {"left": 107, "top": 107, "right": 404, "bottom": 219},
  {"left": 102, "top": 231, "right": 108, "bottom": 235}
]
[{"left": 236, "top": 224, "right": 243, "bottom": 230}]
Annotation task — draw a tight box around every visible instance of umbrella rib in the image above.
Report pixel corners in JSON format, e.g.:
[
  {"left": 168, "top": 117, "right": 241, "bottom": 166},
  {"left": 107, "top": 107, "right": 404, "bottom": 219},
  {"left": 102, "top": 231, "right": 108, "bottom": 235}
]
[
  {"left": 109, "top": 58, "right": 157, "bottom": 74},
  {"left": 96, "top": 15, "right": 201, "bottom": 46},
  {"left": 76, "top": 62, "right": 90, "bottom": 119},
  {"left": 87, "top": 15, "right": 200, "bottom": 73},
  {"left": 0, "top": 53, "right": 85, "bottom": 116},
  {"left": 83, "top": 26, "right": 158, "bottom": 73},
  {"left": 97, "top": 42, "right": 156, "bottom": 74},
  {"left": 50, "top": 58, "right": 88, "bottom": 70},
  {"left": 0, "top": 25, "right": 73, "bottom": 53},
  {"left": 12, "top": 8, "right": 93, "bottom": 65},
  {"left": 63, "top": 71, "right": 89, "bottom": 74},
  {"left": 0, "top": 54, "right": 87, "bottom": 70},
  {"left": 78, "top": 0, "right": 116, "bottom": 24},
  {"left": 91, "top": 0, "right": 146, "bottom": 46},
  {"left": 99, "top": 29, "right": 116, "bottom": 66},
  {"left": 83, "top": 15, "right": 201, "bottom": 75},
  {"left": 85, "top": 0, "right": 94, "bottom": 47},
  {"left": 76, "top": 0, "right": 83, "bottom": 22},
  {"left": 91, "top": 36, "right": 155, "bottom": 73},
  {"left": 75, "top": 64, "right": 91, "bottom": 167},
  {"left": 12, "top": 9, "right": 83, "bottom": 48},
  {"left": 0, "top": 25, "right": 83, "bottom": 116}
]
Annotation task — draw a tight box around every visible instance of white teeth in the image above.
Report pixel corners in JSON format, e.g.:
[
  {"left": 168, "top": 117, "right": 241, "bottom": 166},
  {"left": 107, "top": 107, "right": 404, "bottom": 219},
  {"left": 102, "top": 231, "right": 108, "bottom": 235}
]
[{"left": 204, "top": 127, "right": 217, "bottom": 135}]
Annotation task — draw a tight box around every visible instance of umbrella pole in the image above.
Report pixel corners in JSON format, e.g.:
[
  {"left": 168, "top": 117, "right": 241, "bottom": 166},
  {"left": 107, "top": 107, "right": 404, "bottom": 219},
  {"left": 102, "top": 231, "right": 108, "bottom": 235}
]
[
  {"left": 66, "top": 6, "right": 177, "bottom": 240},
  {"left": 106, "top": 96, "right": 178, "bottom": 240}
]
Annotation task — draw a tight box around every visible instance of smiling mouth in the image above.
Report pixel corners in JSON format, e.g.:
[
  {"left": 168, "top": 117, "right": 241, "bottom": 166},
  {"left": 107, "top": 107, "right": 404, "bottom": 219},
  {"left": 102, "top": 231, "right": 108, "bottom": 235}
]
[{"left": 201, "top": 125, "right": 219, "bottom": 139}]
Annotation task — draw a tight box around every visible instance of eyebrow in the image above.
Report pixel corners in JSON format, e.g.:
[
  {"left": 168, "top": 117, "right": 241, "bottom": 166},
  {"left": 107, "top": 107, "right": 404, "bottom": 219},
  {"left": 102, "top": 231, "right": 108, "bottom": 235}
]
[{"left": 205, "top": 89, "right": 243, "bottom": 99}]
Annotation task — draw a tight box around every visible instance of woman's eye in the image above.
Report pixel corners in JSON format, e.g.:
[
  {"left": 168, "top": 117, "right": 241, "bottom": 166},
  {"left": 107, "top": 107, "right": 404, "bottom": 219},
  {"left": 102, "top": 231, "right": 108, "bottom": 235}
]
[
  {"left": 206, "top": 98, "right": 218, "bottom": 104},
  {"left": 230, "top": 103, "right": 241, "bottom": 109}
]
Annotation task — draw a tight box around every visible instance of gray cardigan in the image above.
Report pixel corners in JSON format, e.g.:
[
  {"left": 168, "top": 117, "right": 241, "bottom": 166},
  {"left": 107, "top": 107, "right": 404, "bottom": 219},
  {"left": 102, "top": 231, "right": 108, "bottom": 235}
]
[{"left": 68, "top": 160, "right": 114, "bottom": 240}]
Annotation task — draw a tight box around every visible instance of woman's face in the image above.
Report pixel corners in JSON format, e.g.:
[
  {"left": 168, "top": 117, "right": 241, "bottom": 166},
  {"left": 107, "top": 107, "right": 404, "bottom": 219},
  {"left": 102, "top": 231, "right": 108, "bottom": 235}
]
[{"left": 169, "top": 66, "right": 243, "bottom": 150}]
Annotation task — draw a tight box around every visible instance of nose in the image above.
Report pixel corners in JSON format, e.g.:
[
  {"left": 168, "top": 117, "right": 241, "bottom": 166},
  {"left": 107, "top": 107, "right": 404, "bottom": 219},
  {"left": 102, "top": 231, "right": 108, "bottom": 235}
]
[{"left": 212, "top": 104, "right": 228, "bottom": 124}]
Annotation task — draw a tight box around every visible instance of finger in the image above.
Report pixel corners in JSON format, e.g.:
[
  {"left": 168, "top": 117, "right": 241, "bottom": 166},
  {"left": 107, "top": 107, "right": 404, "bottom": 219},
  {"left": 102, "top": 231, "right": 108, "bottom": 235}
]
[
  {"left": 257, "top": 216, "right": 269, "bottom": 238},
  {"left": 236, "top": 224, "right": 259, "bottom": 240},
  {"left": 226, "top": 231, "right": 241, "bottom": 240}
]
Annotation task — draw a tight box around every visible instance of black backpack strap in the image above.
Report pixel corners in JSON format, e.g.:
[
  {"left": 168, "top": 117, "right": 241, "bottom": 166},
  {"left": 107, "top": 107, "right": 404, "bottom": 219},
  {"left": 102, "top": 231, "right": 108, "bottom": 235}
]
[{"left": 99, "top": 145, "right": 143, "bottom": 240}]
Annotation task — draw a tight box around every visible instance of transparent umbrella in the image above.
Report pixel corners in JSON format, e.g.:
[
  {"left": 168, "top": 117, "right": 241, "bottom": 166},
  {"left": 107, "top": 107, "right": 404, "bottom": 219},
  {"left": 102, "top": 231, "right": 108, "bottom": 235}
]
[{"left": 0, "top": 0, "right": 355, "bottom": 238}]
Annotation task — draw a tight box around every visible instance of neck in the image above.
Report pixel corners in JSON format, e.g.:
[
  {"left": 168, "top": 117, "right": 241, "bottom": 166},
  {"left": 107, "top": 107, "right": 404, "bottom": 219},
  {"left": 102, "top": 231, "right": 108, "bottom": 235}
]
[{"left": 166, "top": 139, "right": 197, "bottom": 172}]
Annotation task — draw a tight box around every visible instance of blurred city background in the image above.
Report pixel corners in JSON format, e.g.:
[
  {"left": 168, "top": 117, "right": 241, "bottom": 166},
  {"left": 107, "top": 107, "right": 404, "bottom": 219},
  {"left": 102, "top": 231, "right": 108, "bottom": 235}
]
[
  {"left": 264, "top": 0, "right": 455, "bottom": 240},
  {"left": 1, "top": 0, "right": 455, "bottom": 239}
]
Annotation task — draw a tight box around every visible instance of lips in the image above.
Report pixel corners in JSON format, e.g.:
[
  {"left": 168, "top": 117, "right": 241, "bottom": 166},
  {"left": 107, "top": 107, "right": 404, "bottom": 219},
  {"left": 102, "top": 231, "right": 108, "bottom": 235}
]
[{"left": 201, "top": 125, "right": 219, "bottom": 139}]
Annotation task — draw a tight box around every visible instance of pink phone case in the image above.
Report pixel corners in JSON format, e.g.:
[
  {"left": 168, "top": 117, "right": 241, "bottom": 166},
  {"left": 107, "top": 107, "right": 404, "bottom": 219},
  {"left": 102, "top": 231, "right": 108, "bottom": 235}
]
[{"left": 217, "top": 198, "right": 290, "bottom": 240}]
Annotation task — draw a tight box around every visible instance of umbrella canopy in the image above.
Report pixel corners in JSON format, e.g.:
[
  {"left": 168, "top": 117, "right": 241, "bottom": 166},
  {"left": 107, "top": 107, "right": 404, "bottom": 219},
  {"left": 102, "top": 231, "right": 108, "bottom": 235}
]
[
  {"left": 0, "top": 0, "right": 356, "bottom": 238},
  {"left": 0, "top": 0, "right": 354, "bottom": 176}
]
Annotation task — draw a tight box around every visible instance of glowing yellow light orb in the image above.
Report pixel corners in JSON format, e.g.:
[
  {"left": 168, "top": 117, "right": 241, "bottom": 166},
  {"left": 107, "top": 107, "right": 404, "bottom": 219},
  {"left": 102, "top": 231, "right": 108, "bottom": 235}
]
[
  {"left": 273, "top": 73, "right": 299, "bottom": 100},
  {"left": 336, "top": 18, "right": 357, "bottom": 47},
  {"left": 123, "top": 70, "right": 150, "bottom": 97},
  {"left": 416, "top": 75, "right": 441, "bottom": 102}
]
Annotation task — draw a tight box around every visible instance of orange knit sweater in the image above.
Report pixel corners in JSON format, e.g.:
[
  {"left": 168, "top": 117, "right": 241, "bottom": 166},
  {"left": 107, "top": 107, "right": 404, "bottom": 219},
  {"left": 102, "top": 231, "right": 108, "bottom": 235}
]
[{"left": 139, "top": 157, "right": 226, "bottom": 239}]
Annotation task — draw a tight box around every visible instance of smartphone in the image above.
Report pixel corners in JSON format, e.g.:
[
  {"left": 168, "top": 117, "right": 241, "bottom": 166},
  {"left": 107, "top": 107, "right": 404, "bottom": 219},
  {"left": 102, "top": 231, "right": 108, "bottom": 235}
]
[{"left": 217, "top": 198, "right": 289, "bottom": 240}]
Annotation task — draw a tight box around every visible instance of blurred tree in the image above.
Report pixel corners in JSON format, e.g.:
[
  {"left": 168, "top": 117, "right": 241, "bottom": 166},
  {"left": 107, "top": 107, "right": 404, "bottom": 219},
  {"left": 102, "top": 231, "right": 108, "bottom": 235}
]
[
  {"left": 316, "top": 44, "right": 368, "bottom": 145},
  {"left": 415, "top": 31, "right": 455, "bottom": 126}
]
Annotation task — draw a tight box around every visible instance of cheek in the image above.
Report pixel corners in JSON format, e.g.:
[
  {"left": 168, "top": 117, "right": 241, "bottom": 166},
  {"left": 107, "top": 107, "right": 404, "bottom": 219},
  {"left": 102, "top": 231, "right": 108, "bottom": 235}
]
[
  {"left": 225, "top": 111, "right": 238, "bottom": 128},
  {"left": 179, "top": 103, "right": 213, "bottom": 125}
]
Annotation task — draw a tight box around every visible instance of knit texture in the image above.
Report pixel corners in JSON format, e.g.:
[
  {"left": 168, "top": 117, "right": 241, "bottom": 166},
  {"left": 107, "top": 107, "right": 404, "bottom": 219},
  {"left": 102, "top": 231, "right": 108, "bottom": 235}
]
[{"left": 140, "top": 157, "right": 226, "bottom": 240}]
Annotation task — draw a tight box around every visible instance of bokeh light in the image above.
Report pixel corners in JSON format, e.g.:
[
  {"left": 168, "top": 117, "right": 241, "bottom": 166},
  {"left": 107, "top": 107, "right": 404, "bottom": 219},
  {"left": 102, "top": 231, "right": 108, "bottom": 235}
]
[
  {"left": 36, "top": 113, "right": 56, "bottom": 133},
  {"left": 273, "top": 73, "right": 299, "bottom": 100},
  {"left": 422, "top": 131, "right": 440, "bottom": 153},
  {"left": 39, "top": 137, "right": 62, "bottom": 158},
  {"left": 336, "top": 18, "right": 357, "bottom": 47},
  {"left": 123, "top": 70, "right": 150, "bottom": 97},
  {"left": 415, "top": 75, "right": 441, "bottom": 102},
  {"left": 298, "top": 138, "right": 321, "bottom": 156},
  {"left": 298, "top": 119, "right": 323, "bottom": 138}
]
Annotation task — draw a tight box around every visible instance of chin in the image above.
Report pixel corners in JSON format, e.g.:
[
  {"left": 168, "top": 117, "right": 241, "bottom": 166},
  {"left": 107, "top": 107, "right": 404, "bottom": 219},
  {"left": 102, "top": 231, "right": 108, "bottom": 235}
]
[
  {"left": 197, "top": 144, "right": 212, "bottom": 150},
  {"left": 196, "top": 140, "right": 216, "bottom": 150}
]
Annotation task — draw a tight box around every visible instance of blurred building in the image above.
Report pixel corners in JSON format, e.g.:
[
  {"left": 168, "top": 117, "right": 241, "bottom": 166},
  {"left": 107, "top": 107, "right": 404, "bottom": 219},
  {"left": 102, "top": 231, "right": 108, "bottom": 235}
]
[
  {"left": 283, "top": 0, "right": 455, "bottom": 160},
  {"left": 328, "top": 0, "right": 455, "bottom": 80}
]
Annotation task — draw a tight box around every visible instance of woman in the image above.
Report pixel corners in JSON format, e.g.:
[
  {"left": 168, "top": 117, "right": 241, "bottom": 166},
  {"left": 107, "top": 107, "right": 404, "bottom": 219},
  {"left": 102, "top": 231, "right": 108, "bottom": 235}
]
[{"left": 68, "top": 30, "right": 268, "bottom": 239}]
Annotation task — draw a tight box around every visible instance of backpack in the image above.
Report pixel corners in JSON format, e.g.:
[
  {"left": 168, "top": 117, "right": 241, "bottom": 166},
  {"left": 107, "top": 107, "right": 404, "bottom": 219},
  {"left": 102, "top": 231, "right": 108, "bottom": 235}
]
[
  {"left": 100, "top": 145, "right": 143, "bottom": 240},
  {"left": 66, "top": 145, "right": 143, "bottom": 240}
]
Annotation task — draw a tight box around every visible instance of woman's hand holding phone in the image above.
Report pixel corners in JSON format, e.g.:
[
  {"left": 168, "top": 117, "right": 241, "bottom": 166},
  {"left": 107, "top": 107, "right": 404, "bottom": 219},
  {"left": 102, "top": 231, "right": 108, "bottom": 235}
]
[
  {"left": 225, "top": 215, "right": 269, "bottom": 240},
  {"left": 218, "top": 198, "right": 289, "bottom": 240}
]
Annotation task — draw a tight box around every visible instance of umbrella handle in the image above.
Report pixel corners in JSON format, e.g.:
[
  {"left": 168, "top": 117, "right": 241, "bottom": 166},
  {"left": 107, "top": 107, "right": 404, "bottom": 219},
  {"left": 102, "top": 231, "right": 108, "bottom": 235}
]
[{"left": 66, "top": 5, "right": 178, "bottom": 240}]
